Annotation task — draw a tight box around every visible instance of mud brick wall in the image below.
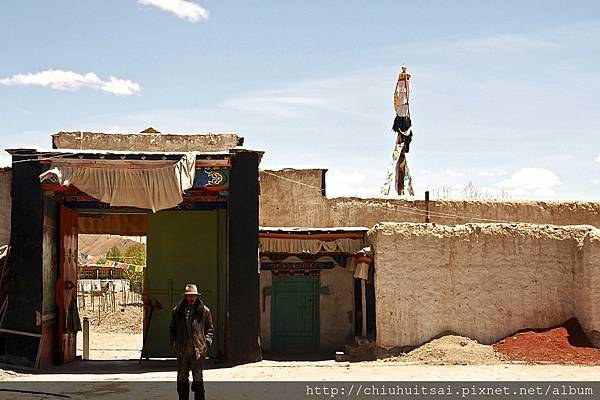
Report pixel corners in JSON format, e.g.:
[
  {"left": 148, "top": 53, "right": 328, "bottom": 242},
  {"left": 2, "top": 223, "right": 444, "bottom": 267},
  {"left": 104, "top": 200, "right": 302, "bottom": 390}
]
[
  {"left": 578, "top": 229, "right": 600, "bottom": 347},
  {"left": 259, "top": 169, "right": 600, "bottom": 228},
  {"left": 367, "top": 223, "right": 599, "bottom": 349},
  {"left": 52, "top": 131, "right": 242, "bottom": 152}
]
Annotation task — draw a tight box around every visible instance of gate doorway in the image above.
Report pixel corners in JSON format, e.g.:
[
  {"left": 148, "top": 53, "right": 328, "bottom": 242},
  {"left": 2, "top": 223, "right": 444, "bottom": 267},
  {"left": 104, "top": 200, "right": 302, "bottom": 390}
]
[
  {"left": 144, "top": 209, "right": 227, "bottom": 359},
  {"left": 271, "top": 275, "right": 319, "bottom": 355},
  {"left": 76, "top": 232, "right": 146, "bottom": 361},
  {"left": 5, "top": 146, "right": 262, "bottom": 368}
]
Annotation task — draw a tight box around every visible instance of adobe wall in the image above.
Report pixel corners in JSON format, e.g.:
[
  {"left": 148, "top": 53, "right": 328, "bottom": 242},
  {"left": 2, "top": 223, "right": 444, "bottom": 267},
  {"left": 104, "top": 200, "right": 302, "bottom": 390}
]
[
  {"left": 319, "top": 266, "right": 354, "bottom": 353},
  {"left": 0, "top": 168, "right": 11, "bottom": 245},
  {"left": 260, "top": 169, "right": 327, "bottom": 228},
  {"left": 259, "top": 169, "right": 600, "bottom": 228},
  {"left": 52, "top": 131, "right": 242, "bottom": 152},
  {"left": 578, "top": 230, "right": 600, "bottom": 347},
  {"left": 367, "top": 223, "right": 599, "bottom": 349}
]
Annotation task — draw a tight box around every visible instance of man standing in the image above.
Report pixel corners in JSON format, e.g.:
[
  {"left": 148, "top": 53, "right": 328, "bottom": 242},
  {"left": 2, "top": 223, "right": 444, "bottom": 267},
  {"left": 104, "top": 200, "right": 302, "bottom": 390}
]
[{"left": 170, "top": 283, "right": 214, "bottom": 400}]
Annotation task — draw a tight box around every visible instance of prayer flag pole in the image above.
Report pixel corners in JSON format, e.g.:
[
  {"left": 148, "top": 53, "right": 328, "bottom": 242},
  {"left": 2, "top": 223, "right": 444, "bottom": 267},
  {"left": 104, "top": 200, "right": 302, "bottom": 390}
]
[{"left": 382, "top": 66, "right": 415, "bottom": 197}]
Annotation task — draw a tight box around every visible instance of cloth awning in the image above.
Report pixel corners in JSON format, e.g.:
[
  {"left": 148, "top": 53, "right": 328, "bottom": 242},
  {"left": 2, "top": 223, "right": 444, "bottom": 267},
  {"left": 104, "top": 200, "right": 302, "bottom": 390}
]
[
  {"left": 39, "top": 153, "right": 197, "bottom": 212},
  {"left": 259, "top": 237, "right": 364, "bottom": 254}
]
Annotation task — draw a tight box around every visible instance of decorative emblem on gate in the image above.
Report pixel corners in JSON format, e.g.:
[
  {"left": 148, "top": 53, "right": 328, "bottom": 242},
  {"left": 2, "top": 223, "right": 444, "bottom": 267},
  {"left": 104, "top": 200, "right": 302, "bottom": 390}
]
[
  {"left": 207, "top": 171, "right": 224, "bottom": 185},
  {"left": 192, "top": 168, "right": 229, "bottom": 189}
]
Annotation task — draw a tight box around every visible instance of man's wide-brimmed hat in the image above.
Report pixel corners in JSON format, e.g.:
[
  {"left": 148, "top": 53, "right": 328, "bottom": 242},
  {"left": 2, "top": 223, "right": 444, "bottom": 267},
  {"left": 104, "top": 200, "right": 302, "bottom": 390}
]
[{"left": 183, "top": 283, "right": 199, "bottom": 295}]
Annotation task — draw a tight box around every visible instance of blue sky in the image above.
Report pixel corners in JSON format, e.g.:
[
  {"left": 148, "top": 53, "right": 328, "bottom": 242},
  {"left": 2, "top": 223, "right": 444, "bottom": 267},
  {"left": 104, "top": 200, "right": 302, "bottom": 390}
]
[{"left": 1, "top": 1, "right": 599, "bottom": 200}]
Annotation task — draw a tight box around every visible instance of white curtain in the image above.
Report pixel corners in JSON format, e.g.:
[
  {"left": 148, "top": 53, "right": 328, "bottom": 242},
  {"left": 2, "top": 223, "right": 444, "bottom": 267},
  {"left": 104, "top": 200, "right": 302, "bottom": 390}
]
[{"left": 40, "top": 153, "right": 197, "bottom": 212}]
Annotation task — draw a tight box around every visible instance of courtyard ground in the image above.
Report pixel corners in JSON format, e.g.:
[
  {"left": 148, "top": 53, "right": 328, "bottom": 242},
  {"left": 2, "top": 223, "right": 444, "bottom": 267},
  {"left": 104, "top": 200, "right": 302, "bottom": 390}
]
[
  {"left": 0, "top": 332, "right": 598, "bottom": 399},
  {"left": 0, "top": 332, "right": 597, "bottom": 381},
  {"left": 1, "top": 309, "right": 598, "bottom": 400}
]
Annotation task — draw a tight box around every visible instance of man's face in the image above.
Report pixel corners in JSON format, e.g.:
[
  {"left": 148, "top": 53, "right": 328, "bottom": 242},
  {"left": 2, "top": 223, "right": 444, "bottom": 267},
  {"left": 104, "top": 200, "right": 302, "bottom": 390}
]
[{"left": 185, "top": 293, "right": 198, "bottom": 306}]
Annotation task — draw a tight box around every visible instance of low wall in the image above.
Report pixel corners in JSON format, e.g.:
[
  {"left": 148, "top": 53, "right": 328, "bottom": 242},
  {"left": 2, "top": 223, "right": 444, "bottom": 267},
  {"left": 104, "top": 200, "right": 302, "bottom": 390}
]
[
  {"left": 327, "top": 198, "right": 600, "bottom": 228},
  {"left": 259, "top": 169, "right": 600, "bottom": 228},
  {"left": 52, "top": 131, "right": 242, "bottom": 152},
  {"left": 0, "top": 168, "right": 11, "bottom": 245},
  {"left": 367, "top": 223, "right": 599, "bottom": 349}
]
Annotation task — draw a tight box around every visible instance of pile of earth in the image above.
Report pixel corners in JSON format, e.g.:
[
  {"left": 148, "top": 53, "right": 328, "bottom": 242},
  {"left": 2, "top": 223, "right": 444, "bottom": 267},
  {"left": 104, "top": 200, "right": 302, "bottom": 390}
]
[
  {"left": 493, "top": 318, "right": 600, "bottom": 365},
  {"left": 385, "top": 335, "right": 505, "bottom": 365},
  {"left": 79, "top": 304, "right": 143, "bottom": 334}
]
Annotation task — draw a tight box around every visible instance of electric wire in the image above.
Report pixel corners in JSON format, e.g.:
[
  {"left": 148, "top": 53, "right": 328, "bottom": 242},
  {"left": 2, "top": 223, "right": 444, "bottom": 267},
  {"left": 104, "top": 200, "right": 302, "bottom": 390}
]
[{"left": 262, "top": 170, "right": 519, "bottom": 224}]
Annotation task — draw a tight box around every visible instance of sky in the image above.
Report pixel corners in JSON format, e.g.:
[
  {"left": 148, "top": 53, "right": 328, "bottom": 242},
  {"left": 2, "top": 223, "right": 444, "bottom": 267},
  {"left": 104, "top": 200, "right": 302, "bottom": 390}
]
[{"left": 1, "top": 0, "right": 599, "bottom": 200}]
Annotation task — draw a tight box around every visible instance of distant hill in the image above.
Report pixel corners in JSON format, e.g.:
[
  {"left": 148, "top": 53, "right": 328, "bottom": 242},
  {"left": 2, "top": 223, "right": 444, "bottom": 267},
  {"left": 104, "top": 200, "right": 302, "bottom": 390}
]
[{"left": 79, "top": 234, "right": 145, "bottom": 258}]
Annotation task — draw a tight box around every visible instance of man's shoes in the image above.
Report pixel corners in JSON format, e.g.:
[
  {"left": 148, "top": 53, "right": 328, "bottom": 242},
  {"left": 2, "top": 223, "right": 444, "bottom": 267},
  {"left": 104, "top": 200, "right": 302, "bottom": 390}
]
[{"left": 191, "top": 381, "right": 205, "bottom": 400}]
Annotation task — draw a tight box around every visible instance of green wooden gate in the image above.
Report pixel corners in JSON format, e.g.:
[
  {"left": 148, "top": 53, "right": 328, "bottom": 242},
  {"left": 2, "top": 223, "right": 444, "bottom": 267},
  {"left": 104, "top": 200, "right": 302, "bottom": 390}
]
[
  {"left": 271, "top": 275, "right": 319, "bottom": 354},
  {"left": 143, "top": 209, "right": 227, "bottom": 359}
]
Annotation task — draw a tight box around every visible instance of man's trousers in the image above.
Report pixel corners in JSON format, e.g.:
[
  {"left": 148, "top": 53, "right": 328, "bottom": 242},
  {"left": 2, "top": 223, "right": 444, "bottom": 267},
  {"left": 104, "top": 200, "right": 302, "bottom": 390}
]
[{"left": 176, "top": 352, "right": 205, "bottom": 400}]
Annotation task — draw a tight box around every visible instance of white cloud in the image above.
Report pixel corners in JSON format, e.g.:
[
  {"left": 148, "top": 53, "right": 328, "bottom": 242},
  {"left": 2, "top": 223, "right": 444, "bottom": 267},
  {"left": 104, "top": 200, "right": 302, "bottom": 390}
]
[
  {"left": 445, "top": 169, "right": 466, "bottom": 178},
  {"left": 0, "top": 69, "right": 141, "bottom": 96},
  {"left": 477, "top": 169, "right": 507, "bottom": 177},
  {"left": 595, "top": 154, "right": 600, "bottom": 163},
  {"left": 100, "top": 76, "right": 142, "bottom": 96},
  {"left": 220, "top": 92, "right": 329, "bottom": 118},
  {"left": 496, "top": 168, "right": 561, "bottom": 198},
  {"left": 326, "top": 169, "right": 381, "bottom": 198},
  {"left": 218, "top": 74, "right": 386, "bottom": 120},
  {"left": 138, "top": 0, "right": 208, "bottom": 22},
  {"left": 460, "top": 34, "right": 558, "bottom": 53}
]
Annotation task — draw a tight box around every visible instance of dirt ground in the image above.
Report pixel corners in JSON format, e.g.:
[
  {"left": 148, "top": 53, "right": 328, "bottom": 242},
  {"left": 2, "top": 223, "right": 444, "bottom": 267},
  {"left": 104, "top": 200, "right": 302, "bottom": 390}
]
[
  {"left": 0, "top": 328, "right": 598, "bottom": 385},
  {"left": 0, "top": 333, "right": 583, "bottom": 381},
  {"left": 75, "top": 332, "right": 142, "bottom": 360},
  {"left": 78, "top": 304, "right": 143, "bottom": 335},
  {"left": 2, "top": 363, "right": 598, "bottom": 400},
  {"left": 1, "top": 355, "right": 600, "bottom": 382}
]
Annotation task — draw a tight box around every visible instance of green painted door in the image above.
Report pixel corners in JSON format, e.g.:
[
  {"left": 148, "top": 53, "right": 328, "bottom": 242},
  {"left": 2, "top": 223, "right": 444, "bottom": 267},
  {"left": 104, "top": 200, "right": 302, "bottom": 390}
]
[
  {"left": 272, "top": 275, "right": 319, "bottom": 354},
  {"left": 144, "top": 210, "right": 227, "bottom": 359}
]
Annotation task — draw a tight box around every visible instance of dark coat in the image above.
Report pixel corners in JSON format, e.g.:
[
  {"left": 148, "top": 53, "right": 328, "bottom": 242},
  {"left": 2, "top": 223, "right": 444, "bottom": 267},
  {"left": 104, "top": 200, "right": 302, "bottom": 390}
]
[{"left": 169, "top": 298, "right": 214, "bottom": 359}]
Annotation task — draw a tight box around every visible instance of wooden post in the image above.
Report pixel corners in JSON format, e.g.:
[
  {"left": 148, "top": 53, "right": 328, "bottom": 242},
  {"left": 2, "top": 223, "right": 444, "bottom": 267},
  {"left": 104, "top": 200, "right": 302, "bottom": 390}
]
[
  {"left": 361, "top": 280, "right": 367, "bottom": 337},
  {"left": 83, "top": 317, "right": 90, "bottom": 360},
  {"left": 425, "top": 190, "right": 430, "bottom": 223},
  {"left": 81, "top": 283, "right": 85, "bottom": 310}
]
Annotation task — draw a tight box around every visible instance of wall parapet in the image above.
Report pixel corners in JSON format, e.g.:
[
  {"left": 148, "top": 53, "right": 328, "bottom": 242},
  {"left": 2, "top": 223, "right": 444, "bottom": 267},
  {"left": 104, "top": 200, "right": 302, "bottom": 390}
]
[{"left": 259, "top": 168, "right": 600, "bottom": 228}]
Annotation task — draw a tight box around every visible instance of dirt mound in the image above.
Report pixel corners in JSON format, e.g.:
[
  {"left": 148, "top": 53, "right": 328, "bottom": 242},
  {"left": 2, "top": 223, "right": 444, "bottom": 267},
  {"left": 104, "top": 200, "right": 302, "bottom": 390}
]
[
  {"left": 80, "top": 304, "right": 143, "bottom": 334},
  {"left": 493, "top": 319, "right": 600, "bottom": 365},
  {"left": 387, "top": 335, "right": 505, "bottom": 365}
]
